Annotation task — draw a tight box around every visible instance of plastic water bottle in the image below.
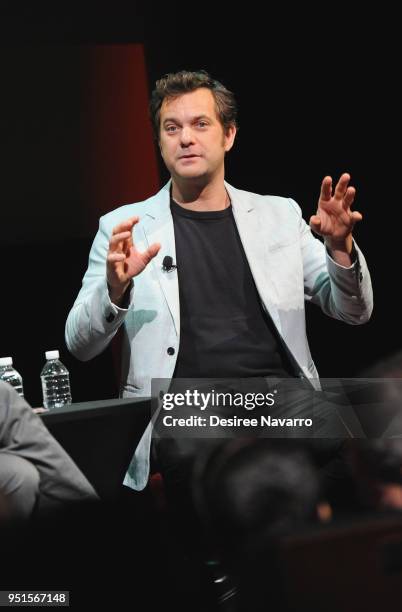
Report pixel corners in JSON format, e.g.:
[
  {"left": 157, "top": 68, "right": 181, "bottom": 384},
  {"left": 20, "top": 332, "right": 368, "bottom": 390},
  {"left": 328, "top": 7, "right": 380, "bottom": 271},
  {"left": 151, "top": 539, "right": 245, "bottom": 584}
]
[
  {"left": 40, "top": 350, "right": 72, "bottom": 409},
  {"left": 0, "top": 357, "right": 24, "bottom": 397}
]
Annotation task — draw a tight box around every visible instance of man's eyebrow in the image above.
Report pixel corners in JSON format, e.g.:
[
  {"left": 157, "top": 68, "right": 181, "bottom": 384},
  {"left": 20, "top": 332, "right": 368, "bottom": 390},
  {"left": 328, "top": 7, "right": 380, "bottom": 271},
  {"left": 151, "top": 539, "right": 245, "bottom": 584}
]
[
  {"left": 162, "top": 117, "right": 179, "bottom": 125},
  {"left": 192, "top": 115, "right": 212, "bottom": 122},
  {"left": 162, "top": 114, "right": 213, "bottom": 125}
]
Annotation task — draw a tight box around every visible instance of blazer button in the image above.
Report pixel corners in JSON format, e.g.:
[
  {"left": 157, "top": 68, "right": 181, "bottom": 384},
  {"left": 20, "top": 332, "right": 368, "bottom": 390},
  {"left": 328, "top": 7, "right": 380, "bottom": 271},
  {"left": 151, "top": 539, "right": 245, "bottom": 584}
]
[
  {"left": 105, "top": 312, "right": 115, "bottom": 323},
  {"left": 167, "top": 347, "right": 175, "bottom": 356}
]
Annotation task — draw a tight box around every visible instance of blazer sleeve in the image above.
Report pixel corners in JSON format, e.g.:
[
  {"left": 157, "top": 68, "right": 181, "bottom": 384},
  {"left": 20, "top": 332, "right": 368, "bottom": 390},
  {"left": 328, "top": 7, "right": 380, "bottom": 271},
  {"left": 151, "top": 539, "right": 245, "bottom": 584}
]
[
  {"left": 288, "top": 197, "right": 373, "bottom": 325},
  {"left": 65, "top": 216, "right": 134, "bottom": 361}
]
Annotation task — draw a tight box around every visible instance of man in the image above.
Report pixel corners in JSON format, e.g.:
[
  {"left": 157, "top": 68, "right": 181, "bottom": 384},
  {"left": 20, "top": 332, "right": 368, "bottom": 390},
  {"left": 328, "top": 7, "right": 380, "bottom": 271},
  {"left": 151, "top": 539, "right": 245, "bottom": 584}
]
[
  {"left": 65, "top": 70, "right": 373, "bottom": 493},
  {"left": 0, "top": 381, "right": 98, "bottom": 520}
]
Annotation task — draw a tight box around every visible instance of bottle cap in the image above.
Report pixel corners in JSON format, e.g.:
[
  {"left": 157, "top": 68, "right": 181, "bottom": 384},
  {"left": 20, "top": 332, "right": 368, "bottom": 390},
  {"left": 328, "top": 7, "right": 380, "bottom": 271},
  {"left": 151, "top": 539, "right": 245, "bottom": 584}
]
[
  {"left": 45, "top": 350, "right": 60, "bottom": 360},
  {"left": 0, "top": 357, "right": 13, "bottom": 366}
]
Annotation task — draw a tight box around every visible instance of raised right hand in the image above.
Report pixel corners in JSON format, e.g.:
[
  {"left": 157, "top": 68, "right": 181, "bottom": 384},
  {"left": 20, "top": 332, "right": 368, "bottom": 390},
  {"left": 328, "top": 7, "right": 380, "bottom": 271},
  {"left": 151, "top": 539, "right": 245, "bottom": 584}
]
[{"left": 107, "top": 216, "right": 161, "bottom": 304}]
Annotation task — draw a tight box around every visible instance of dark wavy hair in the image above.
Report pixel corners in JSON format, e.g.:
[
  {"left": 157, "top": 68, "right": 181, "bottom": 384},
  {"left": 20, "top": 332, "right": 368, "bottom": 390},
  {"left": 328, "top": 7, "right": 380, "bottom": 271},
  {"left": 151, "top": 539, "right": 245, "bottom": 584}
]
[{"left": 149, "top": 70, "right": 238, "bottom": 140}]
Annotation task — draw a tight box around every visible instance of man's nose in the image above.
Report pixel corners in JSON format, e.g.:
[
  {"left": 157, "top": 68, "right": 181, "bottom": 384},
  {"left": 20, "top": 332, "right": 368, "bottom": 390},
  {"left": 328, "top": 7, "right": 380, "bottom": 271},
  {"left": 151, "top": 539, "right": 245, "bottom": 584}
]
[{"left": 180, "top": 126, "right": 194, "bottom": 146}]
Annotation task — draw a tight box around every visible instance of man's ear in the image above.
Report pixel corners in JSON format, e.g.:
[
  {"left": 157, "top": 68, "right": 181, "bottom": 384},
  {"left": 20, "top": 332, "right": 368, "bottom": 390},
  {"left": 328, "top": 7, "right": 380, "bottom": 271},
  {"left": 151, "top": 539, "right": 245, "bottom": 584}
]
[{"left": 224, "top": 124, "right": 237, "bottom": 153}]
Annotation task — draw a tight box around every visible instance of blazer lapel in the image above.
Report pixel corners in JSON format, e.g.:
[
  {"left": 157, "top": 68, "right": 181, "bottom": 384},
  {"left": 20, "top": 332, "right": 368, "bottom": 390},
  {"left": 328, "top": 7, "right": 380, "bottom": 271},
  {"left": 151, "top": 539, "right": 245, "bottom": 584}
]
[
  {"left": 142, "top": 182, "right": 180, "bottom": 337},
  {"left": 227, "top": 183, "right": 282, "bottom": 335}
]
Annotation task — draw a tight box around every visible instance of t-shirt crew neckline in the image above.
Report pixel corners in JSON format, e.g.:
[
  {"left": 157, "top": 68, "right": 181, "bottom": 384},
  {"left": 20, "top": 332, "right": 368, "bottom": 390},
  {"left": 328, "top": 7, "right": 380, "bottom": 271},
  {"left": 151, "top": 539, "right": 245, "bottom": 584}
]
[{"left": 170, "top": 197, "right": 232, "bottom": 220}]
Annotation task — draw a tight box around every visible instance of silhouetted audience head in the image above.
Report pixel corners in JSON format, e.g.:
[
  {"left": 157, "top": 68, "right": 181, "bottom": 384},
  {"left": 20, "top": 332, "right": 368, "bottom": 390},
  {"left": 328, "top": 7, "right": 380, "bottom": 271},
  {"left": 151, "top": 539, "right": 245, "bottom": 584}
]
[
  {"left": 193, "top": 440, "right": 327, "bottom": 562},
  {"left": 192, "top": 440, "right": 331, "bottom": 611}
]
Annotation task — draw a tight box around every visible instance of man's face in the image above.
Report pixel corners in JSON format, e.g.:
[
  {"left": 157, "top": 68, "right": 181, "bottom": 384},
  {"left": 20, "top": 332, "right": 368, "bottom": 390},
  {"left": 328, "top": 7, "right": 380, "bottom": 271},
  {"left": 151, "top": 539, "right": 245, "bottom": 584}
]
[{"left": 158, "top": 88, "right": 236, "bottom": 182}]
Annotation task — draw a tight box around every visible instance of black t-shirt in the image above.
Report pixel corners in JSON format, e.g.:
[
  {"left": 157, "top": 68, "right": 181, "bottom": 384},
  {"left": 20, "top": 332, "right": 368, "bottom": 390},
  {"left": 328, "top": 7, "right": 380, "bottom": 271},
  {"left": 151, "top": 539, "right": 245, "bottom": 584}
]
[{"left": 170, "top": 197, "right": 294, "bottom": 379}]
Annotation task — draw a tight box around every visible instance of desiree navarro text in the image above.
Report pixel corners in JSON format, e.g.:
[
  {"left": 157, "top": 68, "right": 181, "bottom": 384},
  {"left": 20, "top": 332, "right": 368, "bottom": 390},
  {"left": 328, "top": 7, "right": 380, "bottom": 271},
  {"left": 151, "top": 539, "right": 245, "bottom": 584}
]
[{"left": 161, "top": 415, "right": 313, "bottom": 428}]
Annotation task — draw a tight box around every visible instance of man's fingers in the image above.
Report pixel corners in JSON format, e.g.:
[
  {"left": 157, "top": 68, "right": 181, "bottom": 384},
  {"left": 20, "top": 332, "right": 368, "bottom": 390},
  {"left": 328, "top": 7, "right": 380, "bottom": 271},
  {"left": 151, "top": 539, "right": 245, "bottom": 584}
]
[
  {"left": 334, "top": 173, "right": 351, "bottom": 201},
  {"left": 109, "top": 231, "right": 132, "bottom": 251},
  {"left": 309, "top": 215, "right": 322, "bottom": 231},
  {"left": 141, "top": 242, "right": 161, "bottom": 266},
  {"left": 112, "top": 216, "right": 139, "bottom": 235},
  {"left": 347, "top": 211, "right": 362, "bottom": 234},
  {"left": 149, "top": 242, "right": 161, "bottom": 257},
  {"left": 107, "top": 252, "right": 126, "bottom": 263},
  {"left": 320, "top": 176, "right": 332, "bottom": 201},
  {"left": 351, "top": 210, "right": 363, "bottom": 222},
  {"left": 343, "top": 186, "right": 356, "bottom": 210}
]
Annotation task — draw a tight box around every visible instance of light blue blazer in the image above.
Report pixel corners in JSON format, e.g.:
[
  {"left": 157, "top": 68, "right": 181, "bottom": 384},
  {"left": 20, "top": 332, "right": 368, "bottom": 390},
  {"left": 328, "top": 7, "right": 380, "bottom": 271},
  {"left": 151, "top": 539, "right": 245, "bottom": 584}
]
[{"left": 65, "top": 181, "right": 373, "bottom": 490}]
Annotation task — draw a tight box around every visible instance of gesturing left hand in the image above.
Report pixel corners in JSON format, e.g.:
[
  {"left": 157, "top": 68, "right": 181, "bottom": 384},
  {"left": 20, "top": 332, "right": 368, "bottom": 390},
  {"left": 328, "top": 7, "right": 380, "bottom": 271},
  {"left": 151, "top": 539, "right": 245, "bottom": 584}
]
[{"left": 309, "top": 173, "right": 362, "bottom": 245}]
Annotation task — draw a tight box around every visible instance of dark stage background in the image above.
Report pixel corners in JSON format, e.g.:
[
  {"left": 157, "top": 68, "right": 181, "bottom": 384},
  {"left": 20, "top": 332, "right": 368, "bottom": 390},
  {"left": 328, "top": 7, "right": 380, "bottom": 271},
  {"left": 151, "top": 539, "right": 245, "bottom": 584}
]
[{"left": 0, "top": 3, "right": 399, "bottom": 407}]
